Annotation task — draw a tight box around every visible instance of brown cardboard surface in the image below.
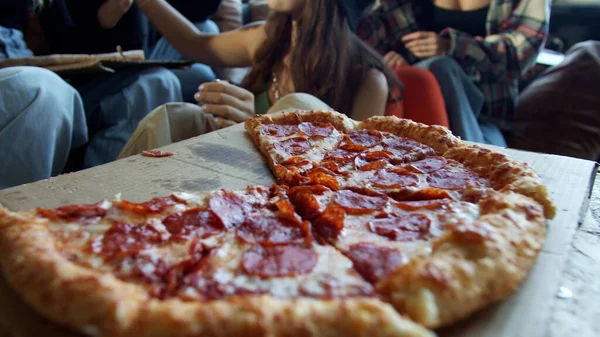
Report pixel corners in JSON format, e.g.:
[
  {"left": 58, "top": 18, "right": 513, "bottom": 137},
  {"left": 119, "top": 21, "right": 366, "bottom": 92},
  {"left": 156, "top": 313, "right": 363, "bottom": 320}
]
[{"left": 0, "top": 124, "right": 597, "bottom": 337}]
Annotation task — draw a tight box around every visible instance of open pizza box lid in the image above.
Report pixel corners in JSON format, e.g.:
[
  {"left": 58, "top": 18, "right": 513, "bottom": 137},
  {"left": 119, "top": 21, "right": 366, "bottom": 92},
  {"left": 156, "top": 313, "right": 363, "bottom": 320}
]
[{"left": 0, "top": 125, "right": 597, "bottom": 337}]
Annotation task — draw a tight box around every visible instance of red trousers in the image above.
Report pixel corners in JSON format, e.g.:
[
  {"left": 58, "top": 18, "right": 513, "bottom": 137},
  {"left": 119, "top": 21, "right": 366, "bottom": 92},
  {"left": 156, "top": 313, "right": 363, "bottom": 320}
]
[{"left": 386, "top": 66, "right": 449, "bottom": 128}]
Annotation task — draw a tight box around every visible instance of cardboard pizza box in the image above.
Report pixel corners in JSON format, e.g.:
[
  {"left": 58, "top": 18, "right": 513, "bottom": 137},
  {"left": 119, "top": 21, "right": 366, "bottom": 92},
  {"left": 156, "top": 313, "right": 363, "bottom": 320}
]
[{"left": 0, "top": 125, "right": 597, "bottom": 337}]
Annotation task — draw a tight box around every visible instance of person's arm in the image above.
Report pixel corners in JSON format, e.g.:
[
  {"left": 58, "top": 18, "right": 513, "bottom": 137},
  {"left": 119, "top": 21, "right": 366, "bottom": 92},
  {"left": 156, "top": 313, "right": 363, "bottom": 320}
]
[
  {"left": 134, "top": 0, "right": 263, "bottom": 67},
  {"left": 351, "top": 69, "right": 389, "bottom": 120},
  {"left": 440, "top": 0, "right": 550, "bottom": 82}
]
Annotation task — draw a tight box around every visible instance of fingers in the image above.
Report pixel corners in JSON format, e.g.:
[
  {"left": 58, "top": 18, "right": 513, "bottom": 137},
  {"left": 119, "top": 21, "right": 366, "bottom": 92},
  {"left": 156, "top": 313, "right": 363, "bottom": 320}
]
[
  {"left": 195, "top": 91, "right": 248, "bottom": 112},
  {"left": 200, "top": 104, "right": 251, "bottom": 123},
  {"left": 198, "top": 81, "right": 254, "bottom": 101},
  {"left": 407, "top": 44, "right": 437, "bottom": 58},
  {"left": 383, "top": 51, "right": 406, "bottom": 69},
  {"left": 214, "top": 117, "right": 238, "bottom": 129},
  {"left": 404, "top": 33, "right": 439, "bottom": 58},
  {"left": 404, "top": 35, "right": 434, "bottom": 50},
  {"left": 402, "top": 31, "right": 430, "bottom": 43},
  {"left": 194, "top": 80, "right": 255, "bottom": 122}
]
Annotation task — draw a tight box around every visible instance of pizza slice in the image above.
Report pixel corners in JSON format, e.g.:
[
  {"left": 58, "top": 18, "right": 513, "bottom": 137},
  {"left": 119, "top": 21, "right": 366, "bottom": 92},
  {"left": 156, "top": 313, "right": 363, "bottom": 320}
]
[
  {"left": 0, "top": 185, "right": 432, "bottom": 337},
  {"left": 288, "top": 183, "right": 547, "bottom": 329},
  {"left": 246, "top": 110, "right": 489, "bottom": 203}
]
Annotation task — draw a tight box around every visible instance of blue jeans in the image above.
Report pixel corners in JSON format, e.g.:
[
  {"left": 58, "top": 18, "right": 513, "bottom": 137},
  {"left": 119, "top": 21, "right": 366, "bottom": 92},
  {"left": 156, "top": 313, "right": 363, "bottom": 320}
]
[
  {"left": 0, "top": 67, "right": 88, "bottom": 189},
  {"left": 0, "top": 27, "right": 33, "bottom": 60},
  {"left": 72, "top": 67, "right": 182, "bottom": 168},
  {"left": 148, "top": 20, "right": 219, "bottom": 103},
  {"left": 0, "top": 25, "right": 182, "bottom": 175},
  {"left": 415, "top": 56, "right": 507, "bottom": 146}
]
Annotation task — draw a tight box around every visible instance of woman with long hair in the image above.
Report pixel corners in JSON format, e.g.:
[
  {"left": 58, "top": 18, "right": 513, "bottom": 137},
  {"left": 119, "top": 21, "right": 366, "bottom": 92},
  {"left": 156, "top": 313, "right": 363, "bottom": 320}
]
[{"left": 133, "top": 0, "right": 403, "bottom": 125}]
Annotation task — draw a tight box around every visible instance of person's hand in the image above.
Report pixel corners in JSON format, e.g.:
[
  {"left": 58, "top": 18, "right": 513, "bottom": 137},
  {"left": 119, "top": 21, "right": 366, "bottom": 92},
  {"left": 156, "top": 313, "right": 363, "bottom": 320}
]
[
  {"left": 383, "top": 51, "right": 407, "bottom": 69},
  {"left": 194, "top": 80, "right": 255, "bottom": 129},
  {"left": 98, "top": 0, "right": 133, "bottom": 29},
  {"left": 402, "top": 31, "right": 450, "bottom": 58}
]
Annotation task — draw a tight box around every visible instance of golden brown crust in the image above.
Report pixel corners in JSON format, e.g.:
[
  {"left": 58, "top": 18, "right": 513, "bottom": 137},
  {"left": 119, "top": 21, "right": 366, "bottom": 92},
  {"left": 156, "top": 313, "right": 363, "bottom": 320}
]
[
  {"left": 245, "top": 109, "right": 357, "bottom": 136},
  {"left": 442, "top": 145, "right": 556, "bottom": 219},
  {"left": 0, "top": 209, "right": 433, "bottom": 337},
  {"left": 377, "top": 191, "right": 546, "bottom": 328},
  {"left": 357, "top": 116, "right": 462, "bottom": 154}
]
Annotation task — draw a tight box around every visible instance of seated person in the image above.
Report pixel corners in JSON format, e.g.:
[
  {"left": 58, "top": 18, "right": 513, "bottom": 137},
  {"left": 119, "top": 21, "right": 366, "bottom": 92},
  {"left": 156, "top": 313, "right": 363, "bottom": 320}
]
[
  {"left": 134, "top": 0, "right": 402, "bottom": 125},
  {"left": 34, "top": 0, "right": 182, "bottom": 168},
  {"left": 96, "top": 0, "right": 223, "bottom": 102},
  {"left": 357, "top": 0, "right": 549, "bottom": 146},
  {"left": 0, "top": 66, "right": 87, "bottom": 190}
]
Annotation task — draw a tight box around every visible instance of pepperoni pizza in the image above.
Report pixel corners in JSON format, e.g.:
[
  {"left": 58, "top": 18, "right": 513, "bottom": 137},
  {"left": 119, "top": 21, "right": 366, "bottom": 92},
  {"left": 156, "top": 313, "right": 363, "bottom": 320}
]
[{"left": 0, "top": 110, "right": 555, "bottom": 337}]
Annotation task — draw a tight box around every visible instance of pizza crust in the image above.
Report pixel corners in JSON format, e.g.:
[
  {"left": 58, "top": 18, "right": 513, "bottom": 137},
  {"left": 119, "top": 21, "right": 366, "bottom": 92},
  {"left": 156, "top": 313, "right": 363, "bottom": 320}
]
[
  {"left": 0, "top": 209, "right": 433, "bottom": 337},
  {"left": 357, "top": 116, "right": 461, "bottom": 154},
  {"left": 443, "top": 145, "right": 556, "bottom": 219},
  {"left": 377, "top": 191, "right": 546, "bottom": 328},
  {"left": 245, "top": 109, "right": 357, "bottom": 138}
]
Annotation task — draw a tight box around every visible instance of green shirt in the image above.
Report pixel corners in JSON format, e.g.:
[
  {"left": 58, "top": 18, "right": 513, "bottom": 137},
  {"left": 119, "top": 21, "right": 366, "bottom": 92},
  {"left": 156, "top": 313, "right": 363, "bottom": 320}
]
[{"left": 254, "top": 87, "right": 271, "bottom": 115}]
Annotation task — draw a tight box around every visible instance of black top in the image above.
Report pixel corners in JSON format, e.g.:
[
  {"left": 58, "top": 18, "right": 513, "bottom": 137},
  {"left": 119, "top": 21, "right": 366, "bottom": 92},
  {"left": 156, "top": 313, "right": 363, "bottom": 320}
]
[
  {"left": 39, "top": 0, "right": 145, "bottom": 54},
  {"left": 0, "top": 0, "right": 31, "bottom": 31},
  {"left": 170, "top": 0, "right": 222, "bottom": 23},
  {"left": 1, "top": 0, "right": 222, "bottom": 55},
  {"left": 414, "top": 1, "right": 488, "bottom": 37}
]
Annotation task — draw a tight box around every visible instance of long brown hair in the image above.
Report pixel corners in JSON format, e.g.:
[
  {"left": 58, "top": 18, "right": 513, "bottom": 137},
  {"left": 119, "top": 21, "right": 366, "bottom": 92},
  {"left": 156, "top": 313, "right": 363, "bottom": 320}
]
[{"left": 242, "top": 0, "right": 402, "bottom": 116}]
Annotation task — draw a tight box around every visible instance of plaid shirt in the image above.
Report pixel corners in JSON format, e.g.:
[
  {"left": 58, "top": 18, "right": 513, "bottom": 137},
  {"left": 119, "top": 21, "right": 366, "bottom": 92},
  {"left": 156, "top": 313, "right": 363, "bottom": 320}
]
[{"left": 357, "top": 0, "right": 550, "bottom": 128}]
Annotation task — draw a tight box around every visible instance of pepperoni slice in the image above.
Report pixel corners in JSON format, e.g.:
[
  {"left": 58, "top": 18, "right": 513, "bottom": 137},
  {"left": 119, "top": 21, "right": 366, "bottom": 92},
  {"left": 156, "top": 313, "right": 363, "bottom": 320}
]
[
  {"left": 298, "top": 122, "right": 334, "bottom": 137},
  {"left": 141, "top": 241, "right": 212, "bottom": 299},
  {"left": 95, "top": 222, "right": 163, "bottom": 259},
  {"left": 141, "top": 150, "right": 173, "bottom": 158},
  {"left": 345, "top": 243, "right": 407, "bottom": 284},
  {"left": 288, "top": 184, "right": 331, "bottom": 197},
  {"left": 388, "top": 187, "right": 453, "bottom": 202},
  {"left": 159, "top": 241, "right": 209, "bottom": 296},
  {"left": 394, "top": 199, "right": 451, "bottom": 211},
  {"left": 427, "top": 167, "right": 484, "bottom": 190},
  {"left": 37, "top": 202, "right": 107, "bottom": 221},
  {"left": 260, "top": 124, "right": 300, "bottom": 137},
  {"left": 237, "top": 214, "right": 309, "bottom": 246},
  {"left": 288, "top": 185, "right": 329, "bottom": 219},
  {"left": 241, "top": 245, "right": 318, "bottom": 278},
  {"left": 368, "top": 214, "right": 431, "bottom": 241},
  {"left": 319, "top": 160, "right": 343, "bottom": 174},
  {"left": 370, "top": 169, "right": 419, "bottom": 188},
  {"left": 324, "top": 148, "right": 358, "bottom": 163},
  {"left": 312, "top": 204, "right": 345, "bottom": 240},
  {"left": 305, "top": 169, "right": 340, "bottom": 190},
  {"left": 162, "top": 208, "right": 223, "bottom": 240},
  {"left": 334, "top": 190, "right": 387, "bottom": 215},
  {"left": 348, "top": 130, "right": 383, "bottom": 147},
  {"left": 273, "top": 137, "right": 311, "bottom": 156},
  {"left": 281, "top": 156, "right": 311, "bottom": 167},
  {"left": 354, "top": 151, "right": 393, "bottom": 171},
  {"left": 209, "top": 191, "right": 252, "bottom": 230},
  {"left": 120, "top": 195, "right": 183, "bottom": 214},
  {"left": 382, "top": 137, "right": 434, "bottom": 159},
  {"left": 409, "top": 157, "right": 447, "bottom": 173}
]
